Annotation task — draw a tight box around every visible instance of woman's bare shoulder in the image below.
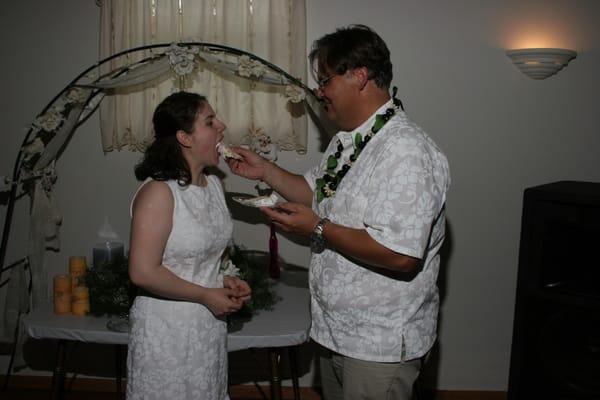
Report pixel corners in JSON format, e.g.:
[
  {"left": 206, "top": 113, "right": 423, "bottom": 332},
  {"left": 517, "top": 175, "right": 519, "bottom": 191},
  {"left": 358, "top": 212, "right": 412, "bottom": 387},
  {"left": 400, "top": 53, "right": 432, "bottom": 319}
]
[{"left": 133, "top": 180, "right": 173, "bottom": 211}]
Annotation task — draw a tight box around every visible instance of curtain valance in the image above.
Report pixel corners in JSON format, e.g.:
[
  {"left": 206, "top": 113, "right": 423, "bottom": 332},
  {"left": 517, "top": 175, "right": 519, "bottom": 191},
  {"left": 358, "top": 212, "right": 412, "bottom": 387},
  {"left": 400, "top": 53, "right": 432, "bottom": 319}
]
[{"left": 99, "top": 0, "right": 307, "bottom": 153}]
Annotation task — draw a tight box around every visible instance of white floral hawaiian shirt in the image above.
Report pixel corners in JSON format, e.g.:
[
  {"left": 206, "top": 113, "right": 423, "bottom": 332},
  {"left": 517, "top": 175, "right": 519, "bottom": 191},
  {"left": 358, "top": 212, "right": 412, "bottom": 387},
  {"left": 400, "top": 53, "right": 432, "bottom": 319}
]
[{"left": 304, "top": 99, "right": 450, "bottom": 362}]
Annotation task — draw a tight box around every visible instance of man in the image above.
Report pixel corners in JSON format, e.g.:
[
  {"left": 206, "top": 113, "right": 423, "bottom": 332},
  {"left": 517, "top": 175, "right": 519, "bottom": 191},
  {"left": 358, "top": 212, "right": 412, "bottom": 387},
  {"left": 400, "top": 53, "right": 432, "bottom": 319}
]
[{"left": 228, "top": 25, "right": 450, "bottom": 400}]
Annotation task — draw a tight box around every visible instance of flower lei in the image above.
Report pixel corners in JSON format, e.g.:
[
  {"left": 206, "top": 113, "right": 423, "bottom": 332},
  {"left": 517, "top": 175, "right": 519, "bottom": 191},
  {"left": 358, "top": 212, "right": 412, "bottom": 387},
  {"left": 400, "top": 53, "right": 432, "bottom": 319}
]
[{"left": 315, "top": 93, "right": 403, "bottom": 203}]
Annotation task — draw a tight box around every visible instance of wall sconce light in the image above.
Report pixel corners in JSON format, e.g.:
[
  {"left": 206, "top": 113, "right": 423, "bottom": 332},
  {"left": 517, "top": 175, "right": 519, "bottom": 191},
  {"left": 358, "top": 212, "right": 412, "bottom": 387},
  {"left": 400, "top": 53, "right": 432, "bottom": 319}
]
[{"left": 506, "top": 48, "right": 577, "bottom": 80}]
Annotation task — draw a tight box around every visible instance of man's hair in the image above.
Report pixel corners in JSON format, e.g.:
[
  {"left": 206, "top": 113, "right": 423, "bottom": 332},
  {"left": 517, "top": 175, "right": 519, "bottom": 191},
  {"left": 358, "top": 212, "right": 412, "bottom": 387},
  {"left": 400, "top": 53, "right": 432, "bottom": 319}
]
[{"left": 309, "top": 24, "right": 393, "bottom": 89}]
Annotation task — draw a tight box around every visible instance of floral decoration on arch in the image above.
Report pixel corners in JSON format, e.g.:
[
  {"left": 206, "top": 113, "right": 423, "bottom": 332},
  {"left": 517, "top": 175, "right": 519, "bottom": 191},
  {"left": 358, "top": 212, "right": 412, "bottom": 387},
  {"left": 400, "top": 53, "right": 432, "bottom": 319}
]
[
  {"left": 237, "top": 55, "right": 269, "bottom": 79},
  {"left": 161, "top": 43, "right": 310, "bottom": 104},
  {"left": 22, "top": 87, "right": 94, "bottom": 172},
  {"left": 165, "top": 43, "right": 200, "bottom": 76},
  {"left": 9, "top": 42, "right": 319, "bottom": 194}
]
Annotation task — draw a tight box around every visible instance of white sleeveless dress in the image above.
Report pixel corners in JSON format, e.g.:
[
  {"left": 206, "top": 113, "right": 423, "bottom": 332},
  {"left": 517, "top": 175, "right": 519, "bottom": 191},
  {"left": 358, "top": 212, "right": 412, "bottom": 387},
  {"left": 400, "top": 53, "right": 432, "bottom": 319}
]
[{"left": 126, "top": 176, "right": 233, "bottom": 400}]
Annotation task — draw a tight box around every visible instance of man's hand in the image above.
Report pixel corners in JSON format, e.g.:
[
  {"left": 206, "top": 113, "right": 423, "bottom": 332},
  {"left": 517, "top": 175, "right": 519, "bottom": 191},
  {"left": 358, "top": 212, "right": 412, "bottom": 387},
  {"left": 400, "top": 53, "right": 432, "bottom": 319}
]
[
  {"left": 260, "top": 202, "right": 320, "bottom": 237},
  {"left": 225, "top": 147, "right": 269, "bottom": 181}
]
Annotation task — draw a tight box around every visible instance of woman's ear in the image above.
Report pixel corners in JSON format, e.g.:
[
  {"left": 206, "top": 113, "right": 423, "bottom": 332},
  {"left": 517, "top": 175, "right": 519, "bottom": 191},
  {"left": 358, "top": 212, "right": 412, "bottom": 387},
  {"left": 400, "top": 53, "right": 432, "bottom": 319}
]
[{"left": 176, "top": 130, "right": 192, "bottom": 148}]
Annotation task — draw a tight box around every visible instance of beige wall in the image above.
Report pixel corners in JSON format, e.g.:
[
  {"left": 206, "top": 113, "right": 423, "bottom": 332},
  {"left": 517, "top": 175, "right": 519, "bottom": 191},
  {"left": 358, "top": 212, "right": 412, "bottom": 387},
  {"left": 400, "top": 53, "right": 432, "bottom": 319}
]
[{"left": 1, "top": 0, "right": 600, "bottom": 391}]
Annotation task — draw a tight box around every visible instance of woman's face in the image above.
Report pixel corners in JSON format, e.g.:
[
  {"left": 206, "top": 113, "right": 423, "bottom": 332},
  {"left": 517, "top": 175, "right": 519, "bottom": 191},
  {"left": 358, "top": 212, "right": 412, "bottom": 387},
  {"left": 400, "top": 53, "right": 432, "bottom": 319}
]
[{"left": 184, "top": 102, "right": 226, "bottom": 168}]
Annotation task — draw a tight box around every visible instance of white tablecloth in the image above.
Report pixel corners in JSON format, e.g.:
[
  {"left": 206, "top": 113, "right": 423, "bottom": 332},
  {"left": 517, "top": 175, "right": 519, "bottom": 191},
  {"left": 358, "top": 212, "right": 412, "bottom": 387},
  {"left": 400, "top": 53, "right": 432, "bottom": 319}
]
[{"left": 24, "top": 271, "right": 311, "bottom": 352}]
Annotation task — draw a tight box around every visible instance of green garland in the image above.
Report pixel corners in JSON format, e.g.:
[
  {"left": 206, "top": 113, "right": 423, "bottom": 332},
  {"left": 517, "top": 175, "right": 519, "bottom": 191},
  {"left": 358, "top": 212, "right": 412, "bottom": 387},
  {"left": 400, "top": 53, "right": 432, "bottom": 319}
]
[
  {"left": 85, "top": 257, "right": 135, "bottom": 318},
  {"left": 225, "top": 245, "right": 281, "bottom": 331},
  {"left": 84, "top": 246, "right": 280, "bottom": 332}
]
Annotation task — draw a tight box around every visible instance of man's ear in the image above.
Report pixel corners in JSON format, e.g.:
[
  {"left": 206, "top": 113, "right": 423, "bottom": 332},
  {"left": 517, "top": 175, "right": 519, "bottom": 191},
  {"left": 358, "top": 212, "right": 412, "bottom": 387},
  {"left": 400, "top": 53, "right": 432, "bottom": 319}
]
[
  {"left": 352, "top": 67, "right": 369, "bottom": 91},
  {"left": 176, "top": 130, "right": 192, "bottom": 148}
]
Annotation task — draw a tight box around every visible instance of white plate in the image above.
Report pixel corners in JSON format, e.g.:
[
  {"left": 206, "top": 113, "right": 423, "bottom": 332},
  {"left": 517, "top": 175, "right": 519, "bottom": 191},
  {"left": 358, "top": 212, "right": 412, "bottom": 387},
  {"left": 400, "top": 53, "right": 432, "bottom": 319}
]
[{"left": 232, "top": 193, "right": 279, "bottom": 207}]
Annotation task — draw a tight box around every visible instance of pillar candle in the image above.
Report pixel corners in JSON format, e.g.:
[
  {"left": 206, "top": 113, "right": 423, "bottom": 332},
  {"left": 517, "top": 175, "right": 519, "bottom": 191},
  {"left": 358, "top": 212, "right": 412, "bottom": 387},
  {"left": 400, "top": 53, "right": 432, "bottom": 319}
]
[
  {"left": 69, "top": 256, "right": 87, "bottom": 270},
  {"left": 71, "top": 299, "right": 89, "bottom": 316},
  {"left": 72, "top": 286, "right": 89, "bottom": 301},
  {"left": 69, "top": 256, "right": 87, "bottom": 289},
  {"left": 54, "top": 294, "right": 72, "bottom": 315},
  {"left": 53, "top": 274, "right": 72, "bottom": 298}
]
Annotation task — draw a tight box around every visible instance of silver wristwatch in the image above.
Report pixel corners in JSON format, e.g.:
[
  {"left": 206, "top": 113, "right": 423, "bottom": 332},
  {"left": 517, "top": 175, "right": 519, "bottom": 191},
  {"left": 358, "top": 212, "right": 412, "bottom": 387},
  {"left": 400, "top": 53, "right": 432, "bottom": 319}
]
[{"left": 310, "top": 218, "right": 330, "bottom": 253}]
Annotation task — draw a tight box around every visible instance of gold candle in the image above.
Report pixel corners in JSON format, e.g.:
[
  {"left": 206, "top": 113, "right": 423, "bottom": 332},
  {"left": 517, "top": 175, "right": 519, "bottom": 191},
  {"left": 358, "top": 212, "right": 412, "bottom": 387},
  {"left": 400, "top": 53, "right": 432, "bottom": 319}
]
[
  {"left": 72, "top": 286, "right": 89, "bottom": 301},
  {"left": 54, "top": 294, "right": 72, "bottom": 315},
  {"left": 69, "top": 256, "right": 87, "bottom": 290},
  {"left": 71, "top": 299, "right": 90, "bottom": 316},
  {"left": 53, "top": 274, "right": 72, "bottom": 298}
]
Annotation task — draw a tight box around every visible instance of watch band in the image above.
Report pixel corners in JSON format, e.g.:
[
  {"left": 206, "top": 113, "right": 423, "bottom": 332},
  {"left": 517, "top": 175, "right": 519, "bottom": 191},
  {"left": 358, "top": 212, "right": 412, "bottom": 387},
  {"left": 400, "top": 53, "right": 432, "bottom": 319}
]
[{"left": 310, "top": 218, "right": 330, "bottom": 254}]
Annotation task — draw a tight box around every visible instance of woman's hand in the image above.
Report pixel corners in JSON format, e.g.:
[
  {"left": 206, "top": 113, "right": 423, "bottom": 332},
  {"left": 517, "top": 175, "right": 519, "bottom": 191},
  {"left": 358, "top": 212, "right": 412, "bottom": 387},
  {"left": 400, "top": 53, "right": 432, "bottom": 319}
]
[
  {"left": 201, "top": 287, "right": 245, "bottom": 317},
  {"left": 225, "top": 147, "right": 269, "bottom": 181},
  {"left": 223, "top": 276, "right": 252, "bottom": 306},
  {"left": 260, "top": 202, "right": 320, "bottom": 237}
]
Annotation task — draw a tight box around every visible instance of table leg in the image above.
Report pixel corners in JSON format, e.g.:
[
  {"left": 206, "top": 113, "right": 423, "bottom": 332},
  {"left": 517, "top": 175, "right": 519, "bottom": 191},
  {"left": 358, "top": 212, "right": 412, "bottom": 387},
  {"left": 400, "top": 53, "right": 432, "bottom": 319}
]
[
  {"left": 115, "top": 345, "right": 124, "bottom": 399},
  {"left": 288, "top": 347, "right": 301, "bottom": 400},
  {"left": 268, "top": 348, "right": 282, "bottom": 400},
  {"left": 50, "top": 339, "right": 67, "bottom": 400}
]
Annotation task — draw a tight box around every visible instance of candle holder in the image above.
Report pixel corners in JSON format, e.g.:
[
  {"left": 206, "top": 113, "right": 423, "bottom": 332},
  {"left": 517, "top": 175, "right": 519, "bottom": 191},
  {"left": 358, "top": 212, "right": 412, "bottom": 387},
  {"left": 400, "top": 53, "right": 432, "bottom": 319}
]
[
  {"left": 107, "top": 315, "right": 130, "bottom": 332},
  {"left": 93, "top": 242, "right": 124, "bottom": 267}
]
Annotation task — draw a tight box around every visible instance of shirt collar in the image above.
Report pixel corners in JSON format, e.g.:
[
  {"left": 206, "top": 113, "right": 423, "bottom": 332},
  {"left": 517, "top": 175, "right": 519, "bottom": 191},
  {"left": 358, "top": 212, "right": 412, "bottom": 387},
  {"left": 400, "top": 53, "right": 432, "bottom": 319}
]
[{"left": 337, "top": 99, "right": 395, "bottom": 145}]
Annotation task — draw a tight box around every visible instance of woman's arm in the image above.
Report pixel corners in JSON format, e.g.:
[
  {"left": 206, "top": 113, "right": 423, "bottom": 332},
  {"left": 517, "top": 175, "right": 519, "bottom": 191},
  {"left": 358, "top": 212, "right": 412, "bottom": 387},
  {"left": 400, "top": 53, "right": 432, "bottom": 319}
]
[{"left": 128, "top": 181, "right": 243, "bottom": 316}]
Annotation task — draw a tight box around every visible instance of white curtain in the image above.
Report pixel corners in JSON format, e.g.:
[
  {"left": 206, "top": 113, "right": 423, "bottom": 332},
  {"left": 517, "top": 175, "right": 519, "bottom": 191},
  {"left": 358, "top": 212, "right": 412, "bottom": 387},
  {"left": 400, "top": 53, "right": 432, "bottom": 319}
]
[{"left": 99, "top": 0, "right": 307, "bottom": 153}]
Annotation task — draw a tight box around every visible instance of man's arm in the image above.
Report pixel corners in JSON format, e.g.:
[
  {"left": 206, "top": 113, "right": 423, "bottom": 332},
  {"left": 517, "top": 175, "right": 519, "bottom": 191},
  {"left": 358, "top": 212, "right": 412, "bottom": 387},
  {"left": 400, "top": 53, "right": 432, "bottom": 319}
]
[
  {"left": 261, "top": 203, "right": 420, "bottom": 273},
  {"left": 261, "top": 161, "right": 313, "bottom": 206},
  {"left": 321, "top": 221, "right": 421, "bottom": 273},
  {"left": 227, "top": 146, "right": 313, "bottom": 206}
]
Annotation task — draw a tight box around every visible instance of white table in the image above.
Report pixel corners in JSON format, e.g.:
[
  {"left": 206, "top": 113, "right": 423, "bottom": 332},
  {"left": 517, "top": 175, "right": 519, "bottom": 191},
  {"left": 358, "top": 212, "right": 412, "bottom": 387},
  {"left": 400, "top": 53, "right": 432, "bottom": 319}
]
[{"left": 24, "top": 271, "right": 310, "bottom": 400}]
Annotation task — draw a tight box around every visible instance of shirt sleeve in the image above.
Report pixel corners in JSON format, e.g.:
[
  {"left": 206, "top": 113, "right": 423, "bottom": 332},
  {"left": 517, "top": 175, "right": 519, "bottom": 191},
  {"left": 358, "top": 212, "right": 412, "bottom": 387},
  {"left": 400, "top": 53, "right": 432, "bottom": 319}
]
[{"left": 363, "top": 135, "right": 445, "bottom": 260}]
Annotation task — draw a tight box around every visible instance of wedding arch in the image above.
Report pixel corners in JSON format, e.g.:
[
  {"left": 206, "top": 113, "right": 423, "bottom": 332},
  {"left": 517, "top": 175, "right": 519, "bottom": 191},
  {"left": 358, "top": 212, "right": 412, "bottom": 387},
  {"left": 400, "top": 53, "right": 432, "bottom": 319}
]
[{"left": 0, "top": 42, "right": 321, "bottom": 366}]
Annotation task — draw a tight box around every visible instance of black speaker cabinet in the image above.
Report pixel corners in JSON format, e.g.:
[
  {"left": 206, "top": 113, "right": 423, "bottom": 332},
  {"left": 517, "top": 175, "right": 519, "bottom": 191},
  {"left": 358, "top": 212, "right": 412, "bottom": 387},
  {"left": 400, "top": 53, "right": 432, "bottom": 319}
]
[{"left": 508, "top": 181, "right": 600, "bottom": 400}]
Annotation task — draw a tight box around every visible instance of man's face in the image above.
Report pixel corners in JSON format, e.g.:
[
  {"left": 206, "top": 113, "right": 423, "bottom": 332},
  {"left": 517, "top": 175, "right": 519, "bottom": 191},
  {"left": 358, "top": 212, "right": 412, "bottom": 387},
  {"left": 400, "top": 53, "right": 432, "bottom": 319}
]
[{"left": 315, "top": 66, "right": 356, "bottom": 131}]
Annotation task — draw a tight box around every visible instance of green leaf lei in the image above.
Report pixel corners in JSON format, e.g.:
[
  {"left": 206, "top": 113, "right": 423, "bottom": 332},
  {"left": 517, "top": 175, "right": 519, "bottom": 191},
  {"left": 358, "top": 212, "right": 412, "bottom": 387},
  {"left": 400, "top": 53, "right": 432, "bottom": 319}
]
[{"left": 316, "top": 98, "right": 401, "bottom": 203}]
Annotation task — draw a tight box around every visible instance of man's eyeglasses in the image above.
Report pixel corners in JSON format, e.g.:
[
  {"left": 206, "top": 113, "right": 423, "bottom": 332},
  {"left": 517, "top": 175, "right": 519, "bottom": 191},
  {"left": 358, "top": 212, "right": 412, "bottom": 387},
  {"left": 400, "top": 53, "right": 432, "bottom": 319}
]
[{"left": 316, "top": 74, "right": 336, "bottom": 88}]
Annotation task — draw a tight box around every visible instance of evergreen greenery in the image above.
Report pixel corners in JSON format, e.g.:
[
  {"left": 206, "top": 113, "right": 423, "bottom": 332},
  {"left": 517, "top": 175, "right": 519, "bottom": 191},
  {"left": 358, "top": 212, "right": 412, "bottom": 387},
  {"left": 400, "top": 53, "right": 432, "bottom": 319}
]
[
  {"left": 226, "top": 246, "right": 281, "bottom": 331},
  {"left": 85, "top": 257, "right": 135, "bottom": 318},
  {"left": 84, "top": 246, "right": 280, "bottom": 332}
]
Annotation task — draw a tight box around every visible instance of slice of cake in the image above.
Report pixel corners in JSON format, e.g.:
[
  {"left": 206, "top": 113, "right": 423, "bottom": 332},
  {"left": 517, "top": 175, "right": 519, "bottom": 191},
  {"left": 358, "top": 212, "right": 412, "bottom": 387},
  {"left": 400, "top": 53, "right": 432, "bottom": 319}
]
[{"left": 216, "top": 142, "right": 243, "bottom": 160}]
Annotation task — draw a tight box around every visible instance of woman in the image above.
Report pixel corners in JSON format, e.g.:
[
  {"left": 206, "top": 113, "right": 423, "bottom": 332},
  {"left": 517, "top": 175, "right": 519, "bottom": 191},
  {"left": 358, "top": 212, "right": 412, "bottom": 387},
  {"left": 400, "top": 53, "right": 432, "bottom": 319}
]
[{"left": 127, "top": 91, "right": 251, "bottom": 400}]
